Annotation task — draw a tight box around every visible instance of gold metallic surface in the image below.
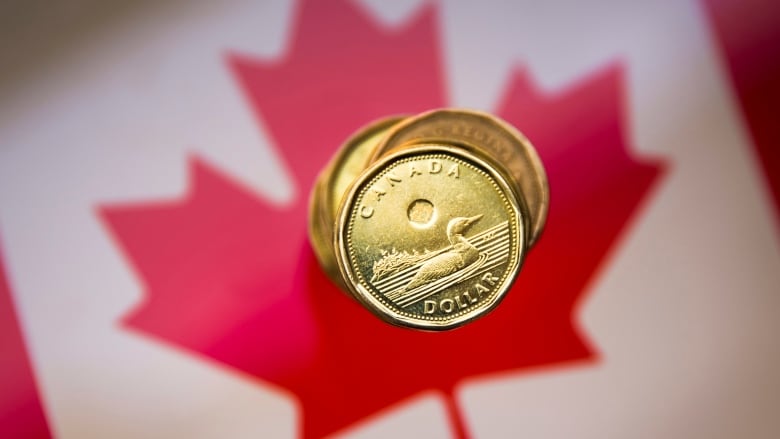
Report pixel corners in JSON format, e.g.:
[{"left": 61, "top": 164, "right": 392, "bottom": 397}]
[
  {"left": 335, "top": 145, "right": 526, "bottom": 330},
  {"left": 368, "top": 109, "right": 549, "bottom": 246},
  {"left": 308, "top": 178, "right": 345, "bottom": 287},
  {"left": 308, "top": 116, "right": 406, "bottom": 287},
  {"left": 324, "top": 116, "right": 406, "bottom": 222}
]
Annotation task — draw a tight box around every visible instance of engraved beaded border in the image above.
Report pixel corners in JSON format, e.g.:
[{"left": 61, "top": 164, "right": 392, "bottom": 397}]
[{"left": 345, "top": 151, "right": 520, "bottom": 322}]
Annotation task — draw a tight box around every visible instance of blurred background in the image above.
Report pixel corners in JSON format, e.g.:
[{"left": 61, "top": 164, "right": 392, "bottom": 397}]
[{"left": 1, "top": 0, "right": 779, "bottom": 438}]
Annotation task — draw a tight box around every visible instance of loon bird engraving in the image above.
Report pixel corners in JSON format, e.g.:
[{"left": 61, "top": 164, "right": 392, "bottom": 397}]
[{"left": 403, "top": 215, "right": 483, "bottom": 291}]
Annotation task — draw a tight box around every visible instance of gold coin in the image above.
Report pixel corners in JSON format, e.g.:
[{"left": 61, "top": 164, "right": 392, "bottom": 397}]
[
  {"left": 308, "top": 116, "right": 406, "bottom": 288},
  {"left": 368, "top": 108, "right": 548, "bottom": 246},
  {"left": 335, "top": 145, "right": 526, "bottom": 330}
]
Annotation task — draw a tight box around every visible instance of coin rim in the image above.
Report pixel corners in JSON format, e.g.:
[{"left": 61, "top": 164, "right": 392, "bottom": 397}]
[
  {"left": 308, "top": 174, "right": 347, "bottom": 289},
  {"left": 335, "top": 144, "right": 527, "bottom": 330}
]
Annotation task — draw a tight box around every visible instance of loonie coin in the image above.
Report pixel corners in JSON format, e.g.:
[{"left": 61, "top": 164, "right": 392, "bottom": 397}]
[
  {"left": 367, "top": 109, "right": 548, "bottom": 246},
  {"left": 335, "top": 145, "right": 526, "bottom": 330}
]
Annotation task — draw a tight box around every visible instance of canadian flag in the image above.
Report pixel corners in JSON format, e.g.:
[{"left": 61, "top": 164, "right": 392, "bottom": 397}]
[{"left": 1, "top": 0, "right": 778, "bottom": 438}]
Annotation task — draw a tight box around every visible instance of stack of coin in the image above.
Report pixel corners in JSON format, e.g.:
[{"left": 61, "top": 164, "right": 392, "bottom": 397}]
[{"left": 308, "top": 109, "right": 549, "bottom": 330}]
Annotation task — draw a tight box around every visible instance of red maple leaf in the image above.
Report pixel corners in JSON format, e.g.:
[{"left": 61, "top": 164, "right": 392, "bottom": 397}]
[{"left": 99, "top": 0, "right": 666, "bottom": 437}]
